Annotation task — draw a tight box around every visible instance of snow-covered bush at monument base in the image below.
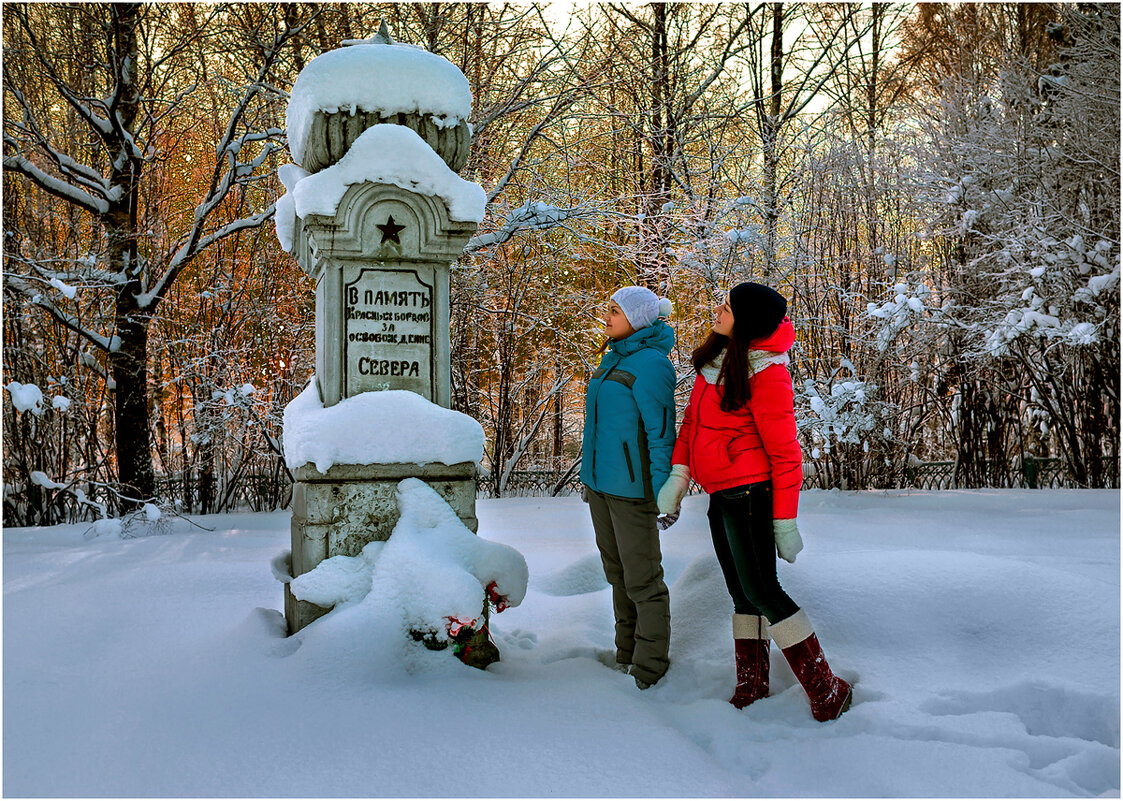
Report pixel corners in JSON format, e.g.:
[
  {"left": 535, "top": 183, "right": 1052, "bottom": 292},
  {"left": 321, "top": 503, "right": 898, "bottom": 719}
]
[
  {"left": 279, "top": 382, "right": 517, "bottom": 655},
  {"left": 282, "top": 478, "right": 528, "bottom": 659}
]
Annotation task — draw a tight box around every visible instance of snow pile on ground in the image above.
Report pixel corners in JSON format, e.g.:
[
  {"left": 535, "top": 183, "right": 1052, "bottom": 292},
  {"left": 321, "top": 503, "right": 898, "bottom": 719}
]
[
  {"left": 3, "top": 489, "right": 1118, "bottom": 797},
  {"left": 291, "top": 124, "right": 486, "bottom": 224},
  {"left": 282, "top": 381, "right": 484, "bottom": 471},
  {"left": 290, "top": 478, "right": 527, "bottom": 654},
  {"left": 286, "top": 43, "right": 471, "bottom": 167}
]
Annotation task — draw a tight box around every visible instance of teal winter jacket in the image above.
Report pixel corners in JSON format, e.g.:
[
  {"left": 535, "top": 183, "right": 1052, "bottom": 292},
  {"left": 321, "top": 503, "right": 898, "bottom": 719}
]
[{"left": 580, "top": 320, "right": 677, "bottom": 500}]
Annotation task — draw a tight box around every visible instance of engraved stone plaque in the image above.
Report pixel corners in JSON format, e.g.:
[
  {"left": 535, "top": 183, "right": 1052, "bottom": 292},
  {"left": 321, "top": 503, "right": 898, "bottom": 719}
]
[{"left": 342, "top": 267, "right": 435, "bottom": 399}]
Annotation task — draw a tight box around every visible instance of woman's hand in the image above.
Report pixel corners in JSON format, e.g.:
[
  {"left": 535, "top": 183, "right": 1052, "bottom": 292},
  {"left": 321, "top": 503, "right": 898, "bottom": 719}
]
[
  {"left": 657, "top": 464, "right": 691, "bottom": 514},
  {"left": 773, "top": 518, "right": 803, "bottom": 563}
]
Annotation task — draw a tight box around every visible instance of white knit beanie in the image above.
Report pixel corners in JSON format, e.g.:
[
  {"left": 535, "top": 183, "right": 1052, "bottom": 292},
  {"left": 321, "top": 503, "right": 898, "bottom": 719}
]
[{"left": 611, "top": 286, "right": 673, "bottom": 330}]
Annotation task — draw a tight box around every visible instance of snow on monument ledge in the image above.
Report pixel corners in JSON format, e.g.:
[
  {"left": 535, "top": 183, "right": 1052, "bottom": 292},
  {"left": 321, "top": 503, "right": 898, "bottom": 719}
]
[
  {"left": 292, "top": 124, "right": 486, "bottom": 223},
  {"left": 282, "top": 381, "right": 484, "bottom": 472}
]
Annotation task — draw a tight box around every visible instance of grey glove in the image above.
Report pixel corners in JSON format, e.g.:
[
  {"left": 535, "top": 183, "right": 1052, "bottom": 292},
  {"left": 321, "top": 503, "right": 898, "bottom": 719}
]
[
  {"left": 656, "top": 464, "right": 691, "bottom": 515},
  {"left": 773, "top": 518, "right": 804, "bottom": 563}
]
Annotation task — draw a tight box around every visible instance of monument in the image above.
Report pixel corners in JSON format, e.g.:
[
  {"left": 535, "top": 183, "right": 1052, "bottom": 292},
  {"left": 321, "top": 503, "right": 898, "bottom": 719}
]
[{"left": 275, "top": 26, "right": 488, "bottom": 638}]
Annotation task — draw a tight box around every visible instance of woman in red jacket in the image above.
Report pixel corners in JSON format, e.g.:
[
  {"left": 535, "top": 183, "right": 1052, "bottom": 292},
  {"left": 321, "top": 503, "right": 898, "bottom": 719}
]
[{"left": 658, "top": 282, "right": 852, "bottom": 721}]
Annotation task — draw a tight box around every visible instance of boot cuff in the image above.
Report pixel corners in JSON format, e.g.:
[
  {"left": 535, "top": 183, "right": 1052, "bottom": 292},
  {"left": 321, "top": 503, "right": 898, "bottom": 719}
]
[
  {"left": 732, "top": 614, "right": 769, "bottom": 640},
  {"left": 769, "top": 609, "right": 814, "bottom": 649}
]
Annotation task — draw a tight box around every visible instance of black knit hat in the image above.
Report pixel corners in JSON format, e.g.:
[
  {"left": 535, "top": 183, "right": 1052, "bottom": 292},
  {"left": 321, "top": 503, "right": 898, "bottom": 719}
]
[{"left": 729, "top": 282, "right": 787, "bottom": 343}]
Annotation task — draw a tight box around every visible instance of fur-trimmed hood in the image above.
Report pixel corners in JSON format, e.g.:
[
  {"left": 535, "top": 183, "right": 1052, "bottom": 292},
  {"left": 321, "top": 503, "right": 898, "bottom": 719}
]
[{"left": 699, "top": 317, "right": 795, "bottom": 385}]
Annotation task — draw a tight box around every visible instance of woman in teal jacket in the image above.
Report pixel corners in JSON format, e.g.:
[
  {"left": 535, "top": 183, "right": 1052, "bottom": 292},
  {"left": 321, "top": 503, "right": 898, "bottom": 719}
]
[{"left": 580, "top": 286, "right": 677, "bottom": 689}]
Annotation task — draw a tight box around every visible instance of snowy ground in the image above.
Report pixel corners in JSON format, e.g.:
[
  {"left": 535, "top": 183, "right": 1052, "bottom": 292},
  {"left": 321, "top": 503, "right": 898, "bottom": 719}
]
[{"left": 4, "top": 488, "right": 1119, "bottom": 797}]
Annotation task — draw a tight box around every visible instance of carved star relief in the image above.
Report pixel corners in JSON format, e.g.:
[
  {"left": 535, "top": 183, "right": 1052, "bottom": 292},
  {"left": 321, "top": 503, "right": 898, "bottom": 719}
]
[{"left": 377, "top": 215, "right": 406, "bottom": 244}]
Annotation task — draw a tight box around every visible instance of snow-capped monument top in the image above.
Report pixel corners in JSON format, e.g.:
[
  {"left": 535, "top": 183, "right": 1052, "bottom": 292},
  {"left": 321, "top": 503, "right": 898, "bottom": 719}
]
[{"left": 286, "top": 25, "right": 473, "bottom": 172}]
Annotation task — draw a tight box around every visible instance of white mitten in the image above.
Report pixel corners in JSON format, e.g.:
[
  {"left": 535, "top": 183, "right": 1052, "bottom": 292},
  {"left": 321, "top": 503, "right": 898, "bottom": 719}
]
[
  {"left": 657, "top": 464, "right": 691, "bottom": 514},
  {"left": 773, "top": 518, "right": 804, "bottom": 563}
]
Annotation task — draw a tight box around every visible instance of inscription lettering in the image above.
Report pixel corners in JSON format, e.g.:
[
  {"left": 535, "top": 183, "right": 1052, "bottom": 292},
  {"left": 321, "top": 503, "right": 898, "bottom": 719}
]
[
  {"left": 343, "top": 269, "right": 434, "bottom": 398},
  {"left": 346, "top": 287, "right": 430, "bottom": 308},
  {"left": 357, "top": 358, "right": 421, "bottom": 377}
]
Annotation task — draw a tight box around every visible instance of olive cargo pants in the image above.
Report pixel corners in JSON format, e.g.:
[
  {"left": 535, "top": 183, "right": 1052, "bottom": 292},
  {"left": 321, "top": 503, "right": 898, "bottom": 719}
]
[{"left": 586, "top": 487, "right": 671, "bottom": 684}]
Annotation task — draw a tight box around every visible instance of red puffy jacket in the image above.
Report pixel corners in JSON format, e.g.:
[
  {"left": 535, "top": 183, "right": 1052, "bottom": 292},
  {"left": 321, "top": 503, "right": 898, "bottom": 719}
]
[{"left": 671, "top": 318, "right": 803, "bottom": 519}]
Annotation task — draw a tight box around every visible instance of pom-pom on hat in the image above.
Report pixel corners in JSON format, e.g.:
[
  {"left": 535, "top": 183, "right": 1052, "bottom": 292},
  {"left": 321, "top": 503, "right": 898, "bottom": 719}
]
[
  {"left": 611, "top": 286, "right": 673, "bottom": 330},
  {"left": 729, "top": 282, "right": 787, "bottom": 343}
]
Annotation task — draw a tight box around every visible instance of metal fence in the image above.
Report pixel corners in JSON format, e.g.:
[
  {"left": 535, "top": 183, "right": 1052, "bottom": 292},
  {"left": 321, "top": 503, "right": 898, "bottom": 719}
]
[
  {"left": 16, "top": 453, "right": 1112, "bottom": 527},
  {"left": 475, "top": 469, "right": 584, "bottom": 498},
  {"left": 483, "top": 456, "right": 1119, "bottom": 497},
  {"left": 140, "top": 454, "right": 1116, "bottom": 516},
  {"left": 880, "top": 456, "right": 1120, "bottom": 491},
  {"left": 154, "top": 471, "right": 290, "bottom": 515}
]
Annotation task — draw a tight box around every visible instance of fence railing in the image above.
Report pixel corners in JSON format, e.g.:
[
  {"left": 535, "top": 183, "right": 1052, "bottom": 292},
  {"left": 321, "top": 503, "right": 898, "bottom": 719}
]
[
  {"left": 481, "top": 455, "right": 1119, "bottom": 498},
  {"left": 874, "top": 456, "right": 1120, "bottom": 491},
  {"left": 154, "top": 472, "right": 290, "bottom": 514},
  {"left": 159, "top": 455, "right": 1118, "bottom": 512},
  {"left": 20, "top": 454, "right": 1110, "bottom": 526},
  {"left": 475, "top": 469, "right": 584, "bottom": 498}
]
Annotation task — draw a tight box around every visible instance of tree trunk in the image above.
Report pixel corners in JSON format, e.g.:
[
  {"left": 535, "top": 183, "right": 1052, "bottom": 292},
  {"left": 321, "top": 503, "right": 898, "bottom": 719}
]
[
  {"left": 112, "top": 293, "right": 155, "bottom": 503},
  {"left": 643, "top": 2, "right": 672, "bottom": 284},
  {"left": 762, "top": 2, "right": 783, "bottom": 277},
  {"left": 552, "top": 360, "right": 564, "bottom": 468},
  {"left": 107, "top": 4, "right": 154, "bottom": 506}
]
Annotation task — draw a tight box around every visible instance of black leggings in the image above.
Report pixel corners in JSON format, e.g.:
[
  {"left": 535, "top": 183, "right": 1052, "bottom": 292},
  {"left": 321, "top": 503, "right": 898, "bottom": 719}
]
[{"left": 707, "top": 481, "right": 799, "bottom": 624}]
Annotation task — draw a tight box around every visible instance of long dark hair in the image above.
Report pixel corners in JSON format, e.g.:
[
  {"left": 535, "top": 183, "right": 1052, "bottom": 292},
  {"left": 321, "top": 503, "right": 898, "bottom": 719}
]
[{"left": 691, "top": 331, "right": 751, "bottom": 412}]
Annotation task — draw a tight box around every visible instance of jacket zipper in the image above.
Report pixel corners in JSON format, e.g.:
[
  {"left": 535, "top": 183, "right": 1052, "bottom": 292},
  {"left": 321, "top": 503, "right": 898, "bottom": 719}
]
[
  {"left": 622, "top": 442, "right": 636, "bottom": 483},
  {"left": 689, "top": 380, "right": 706, "bottom": 480},
  {"left": 590, "top": 360, "right": 619, "bottom": 487}
]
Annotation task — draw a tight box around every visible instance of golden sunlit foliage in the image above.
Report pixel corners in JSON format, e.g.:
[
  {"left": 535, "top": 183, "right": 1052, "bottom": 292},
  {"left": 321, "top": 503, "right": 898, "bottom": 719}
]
[{"left": 4, "top": 3, "right": 1118, "bottom": 523}]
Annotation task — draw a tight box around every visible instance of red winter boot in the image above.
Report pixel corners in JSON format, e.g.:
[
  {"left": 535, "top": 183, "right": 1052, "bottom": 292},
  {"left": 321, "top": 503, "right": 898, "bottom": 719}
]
[
  {"left": 770, "top": 609, "right": 852, "bottom": 722},
  {"left": 727, "top": 611, "right": 772, "bottom": 705},
  {"left": 730, "top": 614, "right": 769, "bottom": 709}
]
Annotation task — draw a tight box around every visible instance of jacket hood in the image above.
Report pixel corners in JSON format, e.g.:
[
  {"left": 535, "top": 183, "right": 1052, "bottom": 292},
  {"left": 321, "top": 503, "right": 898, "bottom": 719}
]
[
  {"left": 609, "top": 318, "right": 675, "bottom": 357},
  {"left": 749, "top": 316, "right": 794, "bottom": 353}
]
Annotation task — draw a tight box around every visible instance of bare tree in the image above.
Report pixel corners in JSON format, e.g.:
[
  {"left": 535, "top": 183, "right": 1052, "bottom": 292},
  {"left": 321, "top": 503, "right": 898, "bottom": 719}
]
[
  {"left": 3, "top": 3, "right": 318, "bottom": 506},
  {"left": 735, "top": 3, "right": 873, "bottom": 279}
]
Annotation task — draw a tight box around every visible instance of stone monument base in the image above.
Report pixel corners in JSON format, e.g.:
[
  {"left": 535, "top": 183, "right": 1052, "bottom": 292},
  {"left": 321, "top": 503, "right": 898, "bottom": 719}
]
[{"left": 285, "top": 460, "right": 478, "bottom": 634}]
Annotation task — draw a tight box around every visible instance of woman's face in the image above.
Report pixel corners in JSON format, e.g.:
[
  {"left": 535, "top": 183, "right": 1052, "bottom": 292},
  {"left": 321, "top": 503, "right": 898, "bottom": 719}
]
[
  {"left": 712, "top": 293, "right": 735, "bottom": 337},
  {"left": 603, "top": 300, "right": 635, "bottom": 341}
]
